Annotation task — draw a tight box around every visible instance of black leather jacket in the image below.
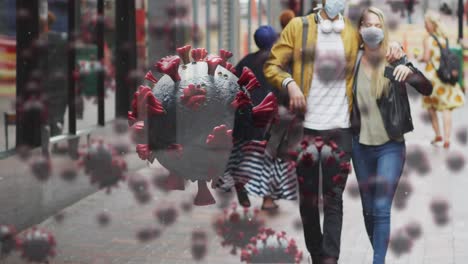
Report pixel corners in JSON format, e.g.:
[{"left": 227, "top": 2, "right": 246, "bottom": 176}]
[{"left": 351, "top": 56, "right": 433, "bottom": 140}]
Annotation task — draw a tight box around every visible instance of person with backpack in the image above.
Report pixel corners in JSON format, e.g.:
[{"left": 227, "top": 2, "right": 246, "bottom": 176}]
[
  {"left": 351, "top": 7, "right": 432, "bottom": 264},
  {"left": 264, "top": 1, "right": 404, "bottom": 263},
  {"left": 420, "top": 11, "right": 465, "bottom": 149}
]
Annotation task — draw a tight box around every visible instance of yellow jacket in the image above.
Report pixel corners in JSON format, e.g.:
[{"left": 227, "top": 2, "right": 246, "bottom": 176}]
[{"left": 264, "top": 14, "right": 360, "bottom": 112}]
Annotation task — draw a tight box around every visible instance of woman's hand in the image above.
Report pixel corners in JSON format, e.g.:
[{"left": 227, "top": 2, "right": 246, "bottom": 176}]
[
  {"left": 287, "top": 81, "right": 307, "bottom": 114},
  {"left": 386, "top": 41, "right": 405, "bottom": 63},
  {"left": 393, "top": 65, "right": 413, "bottom": 82}
]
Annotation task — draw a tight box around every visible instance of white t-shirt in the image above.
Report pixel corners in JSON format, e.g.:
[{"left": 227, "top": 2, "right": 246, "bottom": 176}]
[{"left": 303, "top": 27, "right": 350, "bottom": 130}]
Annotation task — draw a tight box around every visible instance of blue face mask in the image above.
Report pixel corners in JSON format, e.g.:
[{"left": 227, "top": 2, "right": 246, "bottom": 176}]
[{"left": 324, "top": 0, "right": 345, "bottom": 19}]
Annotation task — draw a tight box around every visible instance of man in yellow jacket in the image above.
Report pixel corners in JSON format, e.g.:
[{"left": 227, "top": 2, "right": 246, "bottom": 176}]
[{"left": 264, "top": 1, "right": 403, "bottom": 263}]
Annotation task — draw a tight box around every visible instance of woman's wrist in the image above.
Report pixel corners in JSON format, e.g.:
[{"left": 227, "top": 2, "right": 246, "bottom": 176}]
[{"left": 405, "top": 62, "right": 417, "bottom": 73}]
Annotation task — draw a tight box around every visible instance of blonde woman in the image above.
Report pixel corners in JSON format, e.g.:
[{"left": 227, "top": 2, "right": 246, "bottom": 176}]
[
  {"left": 351, "top": 7, "right": 432, "bottom": 264},
  {"left": 264, "top": 0, "right": 405, "bottom": 262},
  {"left": 420, "top": 11, "right": 465, "bottom": 148}
]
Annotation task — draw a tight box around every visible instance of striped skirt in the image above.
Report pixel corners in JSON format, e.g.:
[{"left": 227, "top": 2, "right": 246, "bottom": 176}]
[{"left": 216, "top": 139, "right": 298, "bottom": 200}]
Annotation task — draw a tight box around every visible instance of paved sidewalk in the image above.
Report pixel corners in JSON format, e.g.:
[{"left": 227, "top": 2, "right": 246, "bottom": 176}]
[{"left": 1, "top": 92, "right": 467, "bottom": 264}]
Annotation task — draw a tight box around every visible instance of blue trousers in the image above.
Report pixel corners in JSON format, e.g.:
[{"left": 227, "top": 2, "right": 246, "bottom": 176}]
[{"left": 351, "top": 138, "right": 406, "bottom": 264}]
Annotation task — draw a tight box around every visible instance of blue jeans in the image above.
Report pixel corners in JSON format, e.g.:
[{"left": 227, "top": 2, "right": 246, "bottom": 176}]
[{"left": 351, "top": 138, "right": 406, "bottom": 264}]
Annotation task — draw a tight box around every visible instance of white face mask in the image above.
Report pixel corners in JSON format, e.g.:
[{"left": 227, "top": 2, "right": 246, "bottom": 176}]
[
  {"left": 324, "top": 0, "right": 345, "bottom": 19},
  {"left": 360, "top": 27, "right": 385, "bottom": 49}
]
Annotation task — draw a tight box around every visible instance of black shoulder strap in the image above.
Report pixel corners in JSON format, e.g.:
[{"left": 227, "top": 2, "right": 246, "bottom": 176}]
[
  {"left": 430, "top": 33, "right": 449, "bottom": 50},
  {"left": 353, "top": 51, "right": 363, "bottom": 93},
  {"left": 429, "top": 34, "right": 449, "bottom": 69},
  {"left": 301, "top": 16, "right": 309, "bottom": 92}
]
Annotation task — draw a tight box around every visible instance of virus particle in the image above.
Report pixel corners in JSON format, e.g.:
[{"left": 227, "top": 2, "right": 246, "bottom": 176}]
[
  {"left": 386, "top": 13, "right": 400, "bottom": 31},
  {"left": 240, "top": 228, "right": 303, "bottom": 264},
  {"left": 15, "top": 227, "right": 56, "bottom": 263},
  {"left": 191, "top": 230, "right": 207, "bottom": 261},
  {"left": 97, "top": 211, "right": 111, "bottom": 227},
  {"left": 295, "top": 136, "right": 350, "bottom": 197},
  {"left": 113, "top": 118, "right": 129, "bottom": 135},
  {"left": 129, "top": 46, "right": 273, "bottom": 206},
  {"left": 180, "top": 200, "right": 193, "bottom": 213},
  {"left": 430, "top": 199, "right": 450, "bottom": 226},
  {"left": 348, "top": 4, "right": 365, "bottom": 25},
  {"left": 386, "top": 0, "right": 415, "bottom": 18},
  {"left": 456, "top": 127, "right": 467, "bottom": 144},
  {"left": 360, "top": 176, "right": 391, "bottom": 200},
  {"left": 151, "top": 4, "right": 201, "bottom": 52},
  {"left": 292, "top": 218, "right": 303, "bottom": 231},
  {"left": 419, "top": 111, "right": 432, "bottom": 125},
  {"left": 215, "top": 189, "right": 235, "bottom": 210},
  {"left": 0, "top": 225, "right": 16, "bottom": 257},
  {"left": 152, "top": 171, "right": 186, "bottom": 193},
  {"left": 346, "top": 181, "right": 361, "bottom": 199},
  {"left": 405, "top": 146, "right": 430, "bottom": 176},
  {"left": 78, "top": 140, "right": 127, "bottom": 193},
  {"left": 213, "top": 203, "right": 265, "bottom": 254},
  {"left": 60, "top": 168, "right": 78, "bottom": 182},
  {"left": 136, "top": 227, "right": 161, "bottom": 243},
  {"left": 364, "top": 49, "right": 385, "bottom": 68},
  {"left": 155, "top": 207, "right": 178, "bottom": 226},
  {"left": 30, "top": 156, "right": 52, "bottom": 182},
  {"left": 445, "top": 152, "right": 465, "bottom": 173},
  {"left": 113, "top": 142, "right": 131, "bottom": 156},
  {"left": 394, "top": 178, "right": 413, "bottom": 210},
  {"left": 53, "top": 213, "right": 66, "bottom": 224},
  {"left": 389, "top": 230, "right": 412, "bottom": 257},
  {"left": 405, "top": 222, "right": 422, "bottom": 240},
  {"left": 16, "top": 145, "right": 33, "bottom": 161},
  {"left": 127, "top": 174, "right": 152, "bottom": 205},
  {"left": 16, "top": 95, "right": 48, "bottom": 129},
  {"left": 315, "top": 51, "right": 346, "bottom": 84}
]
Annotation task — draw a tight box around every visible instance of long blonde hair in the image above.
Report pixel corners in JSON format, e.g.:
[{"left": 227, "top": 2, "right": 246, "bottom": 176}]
[
  {"left": 358, "top": 7, "right": 390, "bottom": 98},
  {"left": 425, "top": 10, "right": 447, "bottom": 38}
]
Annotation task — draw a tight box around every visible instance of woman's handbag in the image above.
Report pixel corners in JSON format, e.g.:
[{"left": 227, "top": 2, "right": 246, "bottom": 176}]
[{"left": 377, "top": 81, "right": 414, "bottom": 139}]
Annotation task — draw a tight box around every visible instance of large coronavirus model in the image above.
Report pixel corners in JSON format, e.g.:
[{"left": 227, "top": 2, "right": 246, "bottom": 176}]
[
  {"left": 78, "top": 140, "right": 127, "bottom": 193},
  {"left": 213, "top": 203, "right": 265, "bottom": 255},
  {"left": 15, "top": 227, "right": 56, "bottom": 263},
  {"left": 129, "top": 45, "right": 277, "bottom": 205},
  {"left": 240, "top": 228, "right": 303, "bottom": 264}
]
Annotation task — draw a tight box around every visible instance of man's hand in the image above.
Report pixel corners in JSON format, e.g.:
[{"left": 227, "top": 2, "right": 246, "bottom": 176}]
[
  {"left": 386, "top": 41, "right": 405, "bottom": 63},
  {"left": 287, "top": 81, "right": 306, "bottom": 114}
]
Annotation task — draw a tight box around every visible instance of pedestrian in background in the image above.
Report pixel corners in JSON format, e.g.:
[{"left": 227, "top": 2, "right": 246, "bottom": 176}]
[
  {"left": 280, "top": 9, "right": 296, "bottom": 29},
  {"left": 351, "top": 7, "right": 432, "bottom": 264},
  {"left": 420, "top": 11, "right": 465, "bottom": 149},
  {"left": 216, "top": 25, "right": 298, "bottom": 211},
  {"left": 43, "top": 11, "right": 69, "bottom": 137}
]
